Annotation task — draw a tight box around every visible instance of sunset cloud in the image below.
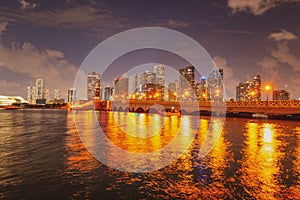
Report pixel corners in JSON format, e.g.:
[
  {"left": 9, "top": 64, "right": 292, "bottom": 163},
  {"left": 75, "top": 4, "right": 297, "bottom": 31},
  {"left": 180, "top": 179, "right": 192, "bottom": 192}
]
[
  {"left": 268, "top": 29, "right": 298, "bottom": 41},
  {"left": 0, "top": 40, "right": 77, "bottom": 98},
  {"left": 228, "top": 0, "right": 300, "bottom": 15},
  {"left": 18, "top": 0, "right": 37, "bottom": 10}
]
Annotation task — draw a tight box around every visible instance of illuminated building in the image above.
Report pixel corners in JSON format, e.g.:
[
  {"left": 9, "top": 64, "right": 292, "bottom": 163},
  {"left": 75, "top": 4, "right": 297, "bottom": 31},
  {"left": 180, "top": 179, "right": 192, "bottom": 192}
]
[
  {"left": 27, "top": 86, "right": 36, "bottom": 104},
  {"left": 196, "top": 76, "right": 209, "bottom": 101},
  {"left": 68, "top": 88, "right": 76, "bottom": 103},
  {"left": 236, "top": 75, "right": 261, "bottom": 101},
  {"left": 179, "top": 66, "right": 195, "bottom": 100},
  {"left": 113, "top": 77, "right": 129, "bottom": 100},
  {"left": 87, "top": 72, "right": 100, "bottom": 100},
  {"left": 54, "top": 89, "right": 60, "bottom": 100},
  {"left": 208, "top": 69, "right": 224, "bottom": 101},
  {"left": 44, "top": 88, "right": 51, "bottom": 101},
  {"left": 273, "top": 90, "right": 290, "bottom": 100},
  {"left": 104, "top": 86, "right": 114, "bottom": 100},
  {"left": 154, "top": 64, "right": 165, "bottom": 86},
  {"left": 35, "top": 78, "right": 44, "bottom": 100},
  {"left": 168, "top": 80, "right": 179, "bottom": 101}
]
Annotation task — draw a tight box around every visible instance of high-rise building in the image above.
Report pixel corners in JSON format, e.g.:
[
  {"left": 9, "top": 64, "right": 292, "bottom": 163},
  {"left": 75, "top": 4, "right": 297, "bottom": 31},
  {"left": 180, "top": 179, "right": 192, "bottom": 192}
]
[
  {"left": 68, "top": 88, "right": 76, "bottom": 103},
  {"left": 44, "top": 88, "right": 51, "bottom": 101},
  {"left": 179, "top": 66, "right": 195, "bottom": 88},
  {"left": 179, "top": 66, "right": 195, "bottom": 100},
  {"left": 236, "top": 75, "right": 261, "bottom": 101},
  {"left": 54, "top": 89, "right": 60, "bottom": 100},
  {"left": 154, "top": 65, "right": 165, "bottom": 86},
  {"left": 139, "top": 71, "right": 156, "bottom": 86},
  {"left": 168, "top": 80, "right": 179, "bottom": 101},
  {"left": 113, "top": 77, "right": 129, "bottom": 100},
  {"left": 129, "top": 73, "right": 139, "bottom": 94},
  {"left": 273, "top": 90, "right": 290, "bottom": 100},
  {"left": 27, "top": 86, "right": 36, "bottom": 104},
  {"left": 196, "top": 76, "right": 209, "bottom": 101},
  {"left": 87, "top": 72, "right": 100, "bottom": 100},
  {"left": 207, "top": 69, "right": 224, "bottom": 101},
  {"left": 104, "top": 86, "right": 113, "bottom": 100},
  {"left": 35, "top": 78, "right": 44, "bottom": 100}
]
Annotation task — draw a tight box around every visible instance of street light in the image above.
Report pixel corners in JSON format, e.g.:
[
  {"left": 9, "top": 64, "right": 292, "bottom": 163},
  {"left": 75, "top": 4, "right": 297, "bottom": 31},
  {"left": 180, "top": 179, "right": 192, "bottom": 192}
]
[{"left": 264, "top": 84, "right": 272, "bottom": 101}]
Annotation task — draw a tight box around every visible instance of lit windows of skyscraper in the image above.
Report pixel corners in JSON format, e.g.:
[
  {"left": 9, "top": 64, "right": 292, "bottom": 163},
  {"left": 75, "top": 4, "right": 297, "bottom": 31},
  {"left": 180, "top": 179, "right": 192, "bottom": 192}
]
[
  {"left": 68, "top": 88, "right": 76, "bottom": 103},
  {"left": 54, "top": 89, "right": 60, "bottom": 100},
  {"left": 179, "top": 66, "right": 195, "bottom": 101},
  {"left": 104, "top": 86, "right": 113, "bottom": 100},
  {"left": 27, "top": 86, "right": 36, "bottom": 104},
  {"left": 207, "top": 69, "right": 224, "bottom": 101},
  {"left": 113, "top": 77, "right": 129, "bottom": 100},
  {"left": 236, "top": 75, "right": 261, "bottom": 101},
  {"left": 87, "top": 72, "right": 100, "bottom": 100},
  {"left": 35, "top": 78, "right": 44, "bottom": 100},
  {"left": 154, "top": 64, "right": 165, "bottom": 86}
]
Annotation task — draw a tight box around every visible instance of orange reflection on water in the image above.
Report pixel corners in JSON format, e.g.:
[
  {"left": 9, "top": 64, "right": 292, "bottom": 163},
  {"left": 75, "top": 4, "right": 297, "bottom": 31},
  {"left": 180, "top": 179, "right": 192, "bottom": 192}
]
[
  {"left": 242, "top": 121, "right": 281, "bottom": 200},
  {"left": 104, "top": 112, "right": 182, "bottom": 153}
]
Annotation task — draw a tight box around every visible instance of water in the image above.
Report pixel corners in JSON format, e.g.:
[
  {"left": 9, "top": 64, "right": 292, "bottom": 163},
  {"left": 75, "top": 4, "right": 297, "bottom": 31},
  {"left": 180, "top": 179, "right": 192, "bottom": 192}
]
[{"left": 0, "top": 110, "right": 300, "bottom": 199}]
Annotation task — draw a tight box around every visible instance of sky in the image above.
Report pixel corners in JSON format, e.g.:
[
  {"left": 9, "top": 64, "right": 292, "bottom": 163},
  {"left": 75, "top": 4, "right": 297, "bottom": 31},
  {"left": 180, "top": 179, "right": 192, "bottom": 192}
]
[{"left": 0, "top": 0, "right": 300, "bottom": 100}]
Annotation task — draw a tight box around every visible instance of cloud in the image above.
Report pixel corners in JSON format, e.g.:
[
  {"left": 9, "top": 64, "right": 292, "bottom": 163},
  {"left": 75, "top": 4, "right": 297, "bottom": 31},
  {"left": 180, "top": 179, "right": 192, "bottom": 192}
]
[
  {"left": 268, "top": 29, "right": 298, "bottom": 41},
  {"left": 0, "top": 40, "right": 78, "bottom": 98},
  {"left": 215, "top": 29, "right": 252, "bottom": 34},
  {"left": 0, "top": 21, "right": 8, "bottom": 41},
  {"left": 227, "top": 0, "right": 300, "bottom": 15},
  {"left": 18, "top": 0, "right": 37, "bottom": 10},
  {"left": 213, "top": 56, "right": 241, "bottom": 99},
  {"left": 258, "top": 30, "right": 300, "bottom": 98}
]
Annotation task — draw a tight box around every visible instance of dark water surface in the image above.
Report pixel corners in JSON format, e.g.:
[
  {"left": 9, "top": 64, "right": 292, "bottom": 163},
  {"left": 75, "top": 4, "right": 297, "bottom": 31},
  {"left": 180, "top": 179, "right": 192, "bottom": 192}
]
[{"left": 0, "top": 110, "right": 300, "bottom": 199}]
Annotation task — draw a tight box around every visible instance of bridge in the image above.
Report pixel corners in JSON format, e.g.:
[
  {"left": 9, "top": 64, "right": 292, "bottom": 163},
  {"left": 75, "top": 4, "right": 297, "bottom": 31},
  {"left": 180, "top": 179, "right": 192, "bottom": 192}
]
[{"left": 90, "top": 99, "right": 300, "bottom": 119}]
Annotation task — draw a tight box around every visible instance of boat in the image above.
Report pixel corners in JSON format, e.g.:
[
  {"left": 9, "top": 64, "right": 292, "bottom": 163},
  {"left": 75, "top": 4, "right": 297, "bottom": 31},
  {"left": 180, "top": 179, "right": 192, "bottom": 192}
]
[
  {"left": 0, "top": 105, "right": 21, "bottom": 110},
  {"left": 158, "top": 108, "right": 181, "bottom": 117},
  {"left": 252, "top": 113, "right": 268, "bottom": 119}
]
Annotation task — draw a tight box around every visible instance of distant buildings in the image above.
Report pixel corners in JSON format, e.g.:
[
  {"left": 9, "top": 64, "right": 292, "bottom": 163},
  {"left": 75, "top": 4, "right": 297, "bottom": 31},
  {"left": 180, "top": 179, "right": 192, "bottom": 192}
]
[
  {"left": 67, "top": 88, "right": 76, "bottom": 103},
  {"left": 87, "top": 72, "right": 101, "bottom": 100},
  {"left": 27, "top": 78, "right": 65, "bottom": 104},
  {"left": 273, "top": 90, "right": 290, "bottom": 100},
  {"left": 236, "top": 75, "right": 261, "bottom": 101}
]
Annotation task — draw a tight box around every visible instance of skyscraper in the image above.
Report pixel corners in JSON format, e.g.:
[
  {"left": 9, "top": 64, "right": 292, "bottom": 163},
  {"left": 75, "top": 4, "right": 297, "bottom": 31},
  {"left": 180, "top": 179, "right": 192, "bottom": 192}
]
[
  {"left": 113, "top": 77, "right": 129, "bottom": 100},
  {"left": 35, "top": 78, "right": 44, "bottom": 100},
  {"left": 154, "top": 64, "right": 165, "bottom": 86},
  {"left": 104, "top": 86, "right": 113, "bottom": 100},
  {"left": 27, "top": 86, "right": 36, "bottom": 104},
  {"left": 179, "top": 66, "right": 195, "bottom": 89},
  {"left": 139, "top": 71, "right": 156, "bottom": 86},
  {"left": 87, "top": 72, "right": 100, "bottom": 100},
  {"left": 68, "top": 88, "right": 76, "bottom": 103},
  {"left": 179, "top": 66, "right": 195, "bottom": 100},
  {"left": 236, "top": 75, "right": 261, "bottom": 101},
  {"left": 207, "top": 69, "right": 224, "bottom": 101},
  {"left": 54, "top": 89, "right": 60, "bottom": 100},
  {"left": 44, "top": 88, "right": 50, "bottom": 101}
]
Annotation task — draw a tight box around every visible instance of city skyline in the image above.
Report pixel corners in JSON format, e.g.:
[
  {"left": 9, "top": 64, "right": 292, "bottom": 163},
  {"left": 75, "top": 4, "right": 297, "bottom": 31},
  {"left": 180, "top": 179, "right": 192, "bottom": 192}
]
[{"left": 1, "top": 1, "right": 300, "bottom": 99}]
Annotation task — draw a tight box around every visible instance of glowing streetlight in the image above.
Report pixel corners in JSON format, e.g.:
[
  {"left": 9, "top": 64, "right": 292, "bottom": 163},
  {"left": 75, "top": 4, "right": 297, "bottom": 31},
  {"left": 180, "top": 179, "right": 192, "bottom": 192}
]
[{"left": 264, "top": 84, "right": 272, "bottom": 101}]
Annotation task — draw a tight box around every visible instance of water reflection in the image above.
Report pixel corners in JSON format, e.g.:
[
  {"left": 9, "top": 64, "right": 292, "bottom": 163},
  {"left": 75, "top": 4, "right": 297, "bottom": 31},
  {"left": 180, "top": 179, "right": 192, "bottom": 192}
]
[{"left": 2, "top": 110, "right": 300, "bottom": 199}]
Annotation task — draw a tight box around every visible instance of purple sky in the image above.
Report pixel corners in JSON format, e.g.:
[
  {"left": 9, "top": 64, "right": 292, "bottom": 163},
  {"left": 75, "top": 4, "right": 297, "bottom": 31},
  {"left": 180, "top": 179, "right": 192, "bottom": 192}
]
[{"left": 0, "top": 0, "right": 300, "bottom": 99}]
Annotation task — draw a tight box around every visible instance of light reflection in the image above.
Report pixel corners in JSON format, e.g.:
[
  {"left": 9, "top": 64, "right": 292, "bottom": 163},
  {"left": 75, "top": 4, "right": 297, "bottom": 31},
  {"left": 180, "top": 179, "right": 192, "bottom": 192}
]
[{"left": 241, "top": 121, "right": 281, "bottom": 200}]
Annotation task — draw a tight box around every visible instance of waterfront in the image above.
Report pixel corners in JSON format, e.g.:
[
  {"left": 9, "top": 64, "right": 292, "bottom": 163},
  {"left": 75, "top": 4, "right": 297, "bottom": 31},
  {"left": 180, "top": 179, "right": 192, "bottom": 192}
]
[{"left": 1, "top": 110, "right": 300, "bottom": 199}]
